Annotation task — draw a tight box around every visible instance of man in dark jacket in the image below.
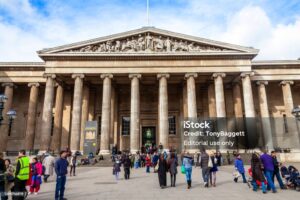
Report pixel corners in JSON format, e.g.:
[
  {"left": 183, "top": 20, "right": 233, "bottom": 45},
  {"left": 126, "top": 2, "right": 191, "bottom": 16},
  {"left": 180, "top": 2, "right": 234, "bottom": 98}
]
[
  {"left": 123, "top": 154, "right": 131, "bottom": 180},
  {"left": 271, "top": 151, "right": 286, "bottom": 189},
  {"left": 55, "top": 150, "right": 69, "bottom": 200},
  {"left": 0, "top": 152, "right": 6, "bottom": 200},
  {"left": 200, "top": 149, "right": 210, "bottom": 187}
]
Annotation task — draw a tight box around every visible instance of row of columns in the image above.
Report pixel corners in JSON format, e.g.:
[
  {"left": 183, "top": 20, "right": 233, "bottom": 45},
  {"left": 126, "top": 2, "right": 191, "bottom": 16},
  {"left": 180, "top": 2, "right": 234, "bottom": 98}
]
[{"left": 0, "top": 72, "right": 297, "bottom": 153}]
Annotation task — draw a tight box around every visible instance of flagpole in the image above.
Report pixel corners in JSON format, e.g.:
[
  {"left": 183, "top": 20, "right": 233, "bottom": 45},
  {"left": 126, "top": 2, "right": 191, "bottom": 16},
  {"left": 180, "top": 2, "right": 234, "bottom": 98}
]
[{"left": 147, "top": 0, "right": 149, "bottom": 26}]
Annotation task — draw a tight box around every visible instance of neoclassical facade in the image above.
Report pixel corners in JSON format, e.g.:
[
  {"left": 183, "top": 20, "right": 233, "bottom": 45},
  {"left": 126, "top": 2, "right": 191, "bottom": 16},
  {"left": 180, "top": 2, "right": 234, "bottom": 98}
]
[{"left": 0, "top": 27, "right": 300, "bottom": 157}]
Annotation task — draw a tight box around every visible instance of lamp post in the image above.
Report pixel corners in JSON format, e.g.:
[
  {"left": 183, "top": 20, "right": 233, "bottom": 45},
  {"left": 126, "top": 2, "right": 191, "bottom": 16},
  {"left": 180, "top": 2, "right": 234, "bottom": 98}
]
[
  {"left": 7, "top": 109, "right": 17, "bottom": 136},
  {"left": 0, "top": 94, "right": 8, "bottom": 125}
]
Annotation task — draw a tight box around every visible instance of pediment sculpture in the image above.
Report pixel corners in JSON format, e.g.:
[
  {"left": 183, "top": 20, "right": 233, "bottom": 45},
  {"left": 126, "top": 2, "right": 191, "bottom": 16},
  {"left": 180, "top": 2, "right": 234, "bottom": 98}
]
[{"left": 61, "top": 32, "right": 233, "bottom": 53}]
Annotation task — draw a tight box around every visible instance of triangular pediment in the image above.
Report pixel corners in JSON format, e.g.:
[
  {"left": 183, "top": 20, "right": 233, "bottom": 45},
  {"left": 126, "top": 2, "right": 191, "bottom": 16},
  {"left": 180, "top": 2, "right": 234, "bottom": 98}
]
[{"left": 38, "top": 27, "right": 258, "bottom": 57}]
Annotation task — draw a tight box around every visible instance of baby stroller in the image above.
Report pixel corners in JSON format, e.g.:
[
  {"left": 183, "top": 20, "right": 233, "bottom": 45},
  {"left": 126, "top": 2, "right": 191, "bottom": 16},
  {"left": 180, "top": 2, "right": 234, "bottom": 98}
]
[{"left": 288, "top": 166, "right": 300, "bottom": 191}]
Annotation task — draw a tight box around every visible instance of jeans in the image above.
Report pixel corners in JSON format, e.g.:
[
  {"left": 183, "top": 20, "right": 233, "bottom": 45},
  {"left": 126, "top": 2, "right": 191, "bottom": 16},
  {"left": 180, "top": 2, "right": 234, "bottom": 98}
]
[
  {"left": 170, "top": 174, "right": 176, "bottom": 186},
  {"left": 272, "top": 170, "right": 285, "bottom": 188},
  {"left": 264, "top": 170, "right": 276, "bottom": 192},
  {"left": 185, "top": 167, "right": 192, "bottom": 182},
  {"left": 252, "top": 180, "right": 266, "bottom": 193},
  {"left": 55, "top": 176, "right": 66, "bottom": 200},
  {"left": 124, "top": 168, "right": 130, "bottom": 179},
  {"left": 146, "top": 166, "right": 150, "bottom": 173},
  {"left": 241, "top": 173, "right": 247, "bottom": 183},
  {"left": 0, "top": 183, "right": 5, "bottom": 200},
  {"left": 202, "top": 167, "right": 210, "bottom": 184},
  {"left": 70, "top": 165, "right": 76, "bottom": 176}
]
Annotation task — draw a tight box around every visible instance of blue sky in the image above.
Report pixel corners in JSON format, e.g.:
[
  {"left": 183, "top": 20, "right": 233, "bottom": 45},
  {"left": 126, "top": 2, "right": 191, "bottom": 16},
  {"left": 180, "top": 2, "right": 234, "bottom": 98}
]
[{"left": 0, "top": 0, "right": 300, "bottom": 61}]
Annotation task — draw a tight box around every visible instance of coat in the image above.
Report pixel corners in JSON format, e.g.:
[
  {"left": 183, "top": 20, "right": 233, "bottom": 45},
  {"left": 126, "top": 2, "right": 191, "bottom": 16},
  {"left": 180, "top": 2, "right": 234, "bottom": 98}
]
[
  {"left": 251, "top": 155, "right": 266, "bottom": 182},
  {"left": 42, "top": 155, "right": 55, "bottom": 176},
  {"left": 167, "top": 158, "right": 178, "bottom": 175},
  {"left": 234, "top": 158, "right": 245, "bottom": 173}
]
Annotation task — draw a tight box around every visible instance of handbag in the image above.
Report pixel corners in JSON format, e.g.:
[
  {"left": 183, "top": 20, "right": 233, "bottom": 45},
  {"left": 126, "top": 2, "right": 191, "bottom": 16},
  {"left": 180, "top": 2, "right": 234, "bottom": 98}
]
[
  {"left": 208, "top": 156, "right": 213, "bottom": 168},
  {"left": 181, "top": 165, "right": 186, "bottom": 174},
  {"left": 6, "top": 174, "right": 15, "bottom": 182}
]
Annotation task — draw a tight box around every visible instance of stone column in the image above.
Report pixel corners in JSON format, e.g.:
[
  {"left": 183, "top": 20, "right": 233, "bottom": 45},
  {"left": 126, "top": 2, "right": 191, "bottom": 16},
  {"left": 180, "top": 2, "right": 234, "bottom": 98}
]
[
  {"left": 212, "top": 73, "right": 226, "bottom": 117},
  {"left": 129, "top": 74, "right": 141, "bottom": 154},
  {"left": 80, "top": 84, "right": 90, "bottom": 152},
  {"left": 241, "top": 72, "right": 255, "bottom": 117},
  {"left": 185, "top": 73, "right": 198, "bottom": 118},
  {"left": 232, "top": 83, "right": 243, "bottom": 118},
  {"left": 157, "top": 74, "right": 169, "bottom": 151},
  {"left": 280, "top": 81, "right": 294, "bottom": 117},
  {"left": 256, "top": 81, "right": 274, "bottom": 150},
  {"left": 51, "top": 83, "right": 64, "bottom": 153},
  {"left": 100, "top": 74, "right": 113, "bottom": 154},
  {"left": 40, "top": 74, "right": 56, "bottom": 152},
  {"left": 207, "top": 83, "right": 216, "bottom": 117},
  {"left": 25, "top": 83, "right": 39, "bottom": 151},
  {"left": 0, "top": 83, "right": 14, "bottom": 153},
  {"left": 70, "top": 74, "right": 84, "bottom": 152}
]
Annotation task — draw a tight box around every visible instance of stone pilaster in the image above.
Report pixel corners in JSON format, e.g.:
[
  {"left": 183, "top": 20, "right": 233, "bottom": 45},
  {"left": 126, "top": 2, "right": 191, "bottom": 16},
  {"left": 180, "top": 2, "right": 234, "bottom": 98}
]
[
  {"left": 157, "top": 74, "right": 169, "bottom": 151},
  {"left": 241, "top": 72, "right": 255, "bottom": 117},
  {"left": 185, "top": 73, "right": 198, "bottom": 118},
  {"left": 232, "top": 83, "right": 243, "bottom": 118},
  {"left": 70, "top": 74, "right": 84, "bottom": 152},
  {"left": 280, "top": 81, "right": 294, "bottom": 117},
  {"left": 100, "top": 74, "right": 113, "bottom": 154},
  {"left": 0, "top": 83, "right": 14, "bottom": 153},
  {"left": 212, "top": 73, "right": 226, "bottom": 117},
  {"left": 51, "top": 83, "right": 64, "bottom": 153},
  {"left": 256, "top": 81, "right": 273, "bottom": 150},
  {"left": 40, "top": 74, "right": 56, "bottom": 152},
  {"left": 25, "top": 83, "right": 39, "bottom": 151},
  {"left": 207, "top": 83, "right": 216, "bottom": 118},
  {"left": 129, "top": 74, "right": 141, "bottom": 154}
]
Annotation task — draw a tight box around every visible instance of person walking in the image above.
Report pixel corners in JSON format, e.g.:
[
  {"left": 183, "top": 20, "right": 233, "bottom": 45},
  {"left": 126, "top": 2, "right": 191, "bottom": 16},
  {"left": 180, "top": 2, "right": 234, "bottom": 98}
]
[
  {"left": 70, "top": 154, "right": 77, "bottom": 177},
  {"left": 234, "top": 154, "right": 247, "bottom": 183},
  {"left": 182, "top": 152, "right": 193, "bottom": 189},
  {"left": 4, "top": 159, "right": 15, "bottom": 200},
  {"left": 13, "top": 150, "right": 30, "bottom": 200},
  {"left": 134, "top": 152, "right": 140, "bottom": 169},
  {"left": 215, "top": 151, "right": 223, "bottom": 166},
  {"left": 29, "top": 157, "right": 43, "bottom": 195},
  {"left": 0, "top": 152, "right": 6, "bottom": 200},
  {"left": 145, "top": 154, "right": 151, "bottom": 173},
  {"left": 157, "top": 154, "right": 168, "bottom": 189},
  {"left": 260, "top": 150, "right": 277, "bottom": 193},
  {"left": 168, "top": 153, "right": 178, "bottom": 187},
  {"left": 251, "top": 153, "right": 267, "bottom": 193},
  {"left": 42, "top": 152, "right": 55, "bottom": 182},
  {"left": 152, "top": 152, "right": 159, "bottom": 173},
  {"left": 123, "top": 155, "right": 131, "bottom": 180},
  {"left": 113, "top": 159, "right": 121, "bottom": 181},
  {"left": 200, "top": 149, "right": 210, "bottom": 187},
  {"left": 271, "top": 151, "right": 286, "bottom": 189},
  {"left": 55, "top": 150, "right": 69, "bottom": 200},
  {"left": 209, "top": 151, "right": 218, "bottom": 187}
]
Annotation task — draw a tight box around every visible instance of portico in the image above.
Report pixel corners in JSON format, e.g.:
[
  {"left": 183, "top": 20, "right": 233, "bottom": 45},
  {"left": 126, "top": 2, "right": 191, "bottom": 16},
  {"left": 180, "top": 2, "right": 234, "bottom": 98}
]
[{"left": 0, "top": 27, "right": 300, "bottom": 159}]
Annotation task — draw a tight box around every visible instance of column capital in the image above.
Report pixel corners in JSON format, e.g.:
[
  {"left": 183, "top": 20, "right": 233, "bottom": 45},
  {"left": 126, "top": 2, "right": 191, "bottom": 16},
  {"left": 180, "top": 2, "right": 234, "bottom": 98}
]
[
  {"left": 28, "top": 83, "right": 40, "bottom": 88},
  {"left": 2, "top": 82, "right": 15, "bottom": 88},
  {"left": 157, "top": 73, "right": 170, "bottom": 79},
  {"left": 256, "top": 81, "right": 268, "bottom": 86},
  {"left": 100, "top": 73, "right": 113, "bottom": 79},
  {"left": 240, "top": 72, "right": 255, "bottom": 78},
  {"left": 184, "top": 73, "right": 198, "bottom": 79},
  {"left": 212, "top": 73, "right": 226, "bottom": 79},
  {"left": 43, "top": 73, "right": 56, "bottom": 79},
  {"left": 280, "top": 80, "right": 294, "bottom": 86},
  {"left": 129, "top": 74, "right": 142, "bottom": 79},
  {"left": 72, "top": 73, "right": 85, "bottom": 79}
]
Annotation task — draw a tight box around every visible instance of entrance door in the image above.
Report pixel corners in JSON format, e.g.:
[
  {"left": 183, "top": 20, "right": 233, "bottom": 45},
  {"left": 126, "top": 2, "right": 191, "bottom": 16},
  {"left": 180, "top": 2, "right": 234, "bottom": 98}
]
[{"left": 142, "top": 127, "right": 156, "bottom": 148}]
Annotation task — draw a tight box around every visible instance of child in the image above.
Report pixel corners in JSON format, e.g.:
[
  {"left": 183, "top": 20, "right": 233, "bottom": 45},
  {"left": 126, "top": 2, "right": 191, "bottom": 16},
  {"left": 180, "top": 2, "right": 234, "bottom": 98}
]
[
  {"left": 29, "top": 157, "right": 43, "bottom": 195},
  {"left": 113, "top": 160, "right": 121, "bottom": 180},
  {"left": 234, "top": 154, "right": 247, "bottom": 183}
]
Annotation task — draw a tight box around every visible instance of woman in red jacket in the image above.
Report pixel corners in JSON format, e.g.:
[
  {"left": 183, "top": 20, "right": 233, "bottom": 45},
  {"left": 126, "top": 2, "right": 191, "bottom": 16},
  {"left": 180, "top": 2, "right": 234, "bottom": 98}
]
[
  {"left": 29, "top": 157, "right": 43, "bottom": 195},
  {"left": 145, "top": 153, "right": 152, "bottom": 173}
]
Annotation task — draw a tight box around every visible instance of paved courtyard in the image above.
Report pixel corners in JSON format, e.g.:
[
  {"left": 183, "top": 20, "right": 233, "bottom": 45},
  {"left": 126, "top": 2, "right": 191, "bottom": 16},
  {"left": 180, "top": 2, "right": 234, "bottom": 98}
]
[{"left": 24, "top": 165, "right": 300, "bottom": 200}]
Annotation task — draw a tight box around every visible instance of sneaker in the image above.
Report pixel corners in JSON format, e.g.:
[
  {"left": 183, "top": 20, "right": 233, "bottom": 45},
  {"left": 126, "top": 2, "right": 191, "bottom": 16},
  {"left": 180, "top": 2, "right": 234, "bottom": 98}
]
[
  {"left": 34, "top": 192, "right": 38, "bottom": 195},
  {"left": 28, "top": 192, "right": 33, "bottom": 195}
]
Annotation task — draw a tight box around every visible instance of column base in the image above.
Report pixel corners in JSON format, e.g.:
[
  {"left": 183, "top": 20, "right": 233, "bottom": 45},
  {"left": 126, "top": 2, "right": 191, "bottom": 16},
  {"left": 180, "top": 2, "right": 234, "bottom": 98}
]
[
  {"left": 130, "top": 149, "right": 140, "bottom": 154},
  {"left": 99, "top": 149, "right": 110, "bottom": 155},
  {"left": 38, "top": 150, "right": 47, "bottom": 155}
]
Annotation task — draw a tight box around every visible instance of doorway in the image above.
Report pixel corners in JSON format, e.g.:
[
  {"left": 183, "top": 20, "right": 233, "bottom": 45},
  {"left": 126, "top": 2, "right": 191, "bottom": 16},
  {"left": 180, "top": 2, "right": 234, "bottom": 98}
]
[{"left": 142, "top": 126, "right": 156, "bottom": 148}]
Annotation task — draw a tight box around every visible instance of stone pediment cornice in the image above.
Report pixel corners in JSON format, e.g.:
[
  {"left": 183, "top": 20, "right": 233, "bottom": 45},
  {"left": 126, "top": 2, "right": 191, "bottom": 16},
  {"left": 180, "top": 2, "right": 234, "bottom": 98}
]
[{"left": 38, "top": 27, "right": 258, "bottom": 60}]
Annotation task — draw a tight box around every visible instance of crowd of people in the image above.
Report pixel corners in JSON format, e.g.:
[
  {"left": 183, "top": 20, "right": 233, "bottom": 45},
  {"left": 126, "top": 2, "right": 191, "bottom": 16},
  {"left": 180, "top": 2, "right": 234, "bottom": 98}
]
[{"left": 0, "top": 149, "right": 75, "bottom": 200}]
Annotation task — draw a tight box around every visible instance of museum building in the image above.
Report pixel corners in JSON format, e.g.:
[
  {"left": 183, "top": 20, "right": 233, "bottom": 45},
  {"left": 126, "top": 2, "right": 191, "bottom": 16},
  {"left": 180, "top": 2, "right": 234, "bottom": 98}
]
[{"left": 0, "top": 27, "right": 300, "bottom": 158}]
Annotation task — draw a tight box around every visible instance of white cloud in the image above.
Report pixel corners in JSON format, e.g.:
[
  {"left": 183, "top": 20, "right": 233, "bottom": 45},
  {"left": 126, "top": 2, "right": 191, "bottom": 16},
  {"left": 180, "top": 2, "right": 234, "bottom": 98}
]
[{"left": 0, "top": 2, "right": 299, "bottom": 61}]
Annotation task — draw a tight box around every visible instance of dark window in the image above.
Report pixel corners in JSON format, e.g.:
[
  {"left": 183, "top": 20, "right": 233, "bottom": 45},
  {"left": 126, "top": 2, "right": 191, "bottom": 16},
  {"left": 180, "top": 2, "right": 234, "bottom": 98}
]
[
  {"left": 169, "top": 116, "right": 176, "bottom": 135},
  {"left": 283, "top": 114, "right": 288, "bottom": 133},
  {"left": 122, "top": 117, "right": 130, "bottom": 135},
  {"left": 98, "top": 116, "right": 101, "bottom": 135}
]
